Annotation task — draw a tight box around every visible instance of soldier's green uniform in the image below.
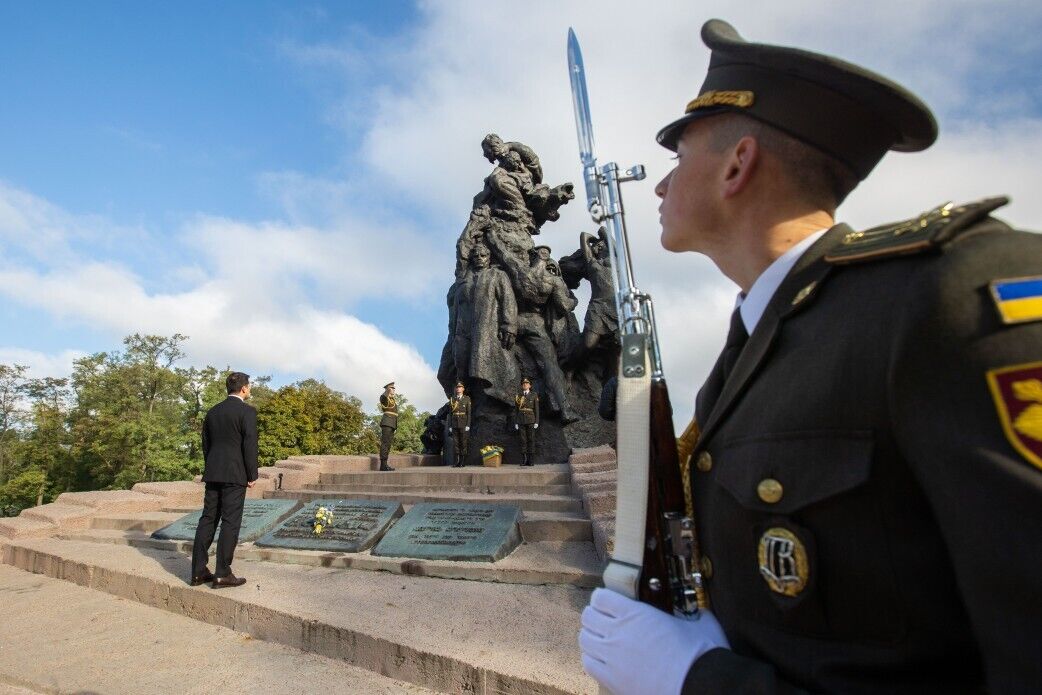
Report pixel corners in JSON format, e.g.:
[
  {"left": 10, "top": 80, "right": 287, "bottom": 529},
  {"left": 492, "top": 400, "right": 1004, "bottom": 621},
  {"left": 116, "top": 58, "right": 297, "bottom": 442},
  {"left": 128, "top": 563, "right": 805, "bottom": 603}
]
[
  {"left": 683, "top": 200, "right": 1042, "bottom": 693},
  {"left": 578, "top": 18, "right": 1042, "bottom": 695},
  {"left": 378, "top": 382, "right": 397, "bottom": 472},
  {"left": 514, "top": 378, "right": 540, "bottom": 466},
  {"left": 448, "top": 382, "right": 472, "bottom": 468}
]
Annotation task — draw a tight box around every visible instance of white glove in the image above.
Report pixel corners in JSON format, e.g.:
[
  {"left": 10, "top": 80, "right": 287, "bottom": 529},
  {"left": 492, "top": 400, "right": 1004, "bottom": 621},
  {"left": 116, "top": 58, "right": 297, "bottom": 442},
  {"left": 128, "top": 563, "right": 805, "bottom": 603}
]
[
  {"left": 579, "top": 588, "right": 730, "bottom": 695},
  {"left": 515, "top": 424, "right": 519, "bottom": 430},
  {"left": 448, "top": 427, "right": 453, "bottom": 433},
  {"left": 465, "top": 426, "right": 470, "bottom": 432},
  {"left": 533, "top": 423, "right": 539, "bottom": 429}
]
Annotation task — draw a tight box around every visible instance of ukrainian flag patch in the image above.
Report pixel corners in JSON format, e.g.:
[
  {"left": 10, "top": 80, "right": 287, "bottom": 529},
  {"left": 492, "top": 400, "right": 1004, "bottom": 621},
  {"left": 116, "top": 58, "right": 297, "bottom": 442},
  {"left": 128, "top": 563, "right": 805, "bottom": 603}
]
[{"left": 990, "top": 276, "right": 1042, "bottom": 324}]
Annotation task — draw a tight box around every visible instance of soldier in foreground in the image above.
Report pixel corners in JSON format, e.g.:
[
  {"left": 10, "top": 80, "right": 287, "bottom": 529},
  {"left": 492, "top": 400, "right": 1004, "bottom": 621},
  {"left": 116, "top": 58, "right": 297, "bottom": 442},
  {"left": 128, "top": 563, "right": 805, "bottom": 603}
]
[
  {"left": 377, "top": 382, "right": 397, "bottom": 472},
  {"left": 514, "top": 377, "right": 540, "bottom": 466},
  {"left": 448, "top": 381, "right": 471, "bottom": 467},
  {"left": 579, "top": 19, "right": 1042, "bottom": 694}
]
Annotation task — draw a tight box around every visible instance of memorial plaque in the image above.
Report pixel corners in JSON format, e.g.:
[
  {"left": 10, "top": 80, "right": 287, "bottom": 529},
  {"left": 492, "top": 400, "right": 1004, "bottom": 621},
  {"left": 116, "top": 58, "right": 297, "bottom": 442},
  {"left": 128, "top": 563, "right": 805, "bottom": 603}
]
[
  {"left": 151, "top": 499, "right": 299, "bottom": 542},
  {"left": 372, "top": 502, "right": 521, "bottom": 562},
  {"left": 255, "top": 499, "right": 403, "bottom": 553}
]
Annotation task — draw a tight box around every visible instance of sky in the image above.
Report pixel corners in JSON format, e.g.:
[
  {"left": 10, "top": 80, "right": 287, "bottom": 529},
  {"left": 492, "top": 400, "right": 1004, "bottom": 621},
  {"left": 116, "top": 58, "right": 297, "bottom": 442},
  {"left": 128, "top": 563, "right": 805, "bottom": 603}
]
[{"left": 0, "top": 0, "right": 1040, "bottom": 421}]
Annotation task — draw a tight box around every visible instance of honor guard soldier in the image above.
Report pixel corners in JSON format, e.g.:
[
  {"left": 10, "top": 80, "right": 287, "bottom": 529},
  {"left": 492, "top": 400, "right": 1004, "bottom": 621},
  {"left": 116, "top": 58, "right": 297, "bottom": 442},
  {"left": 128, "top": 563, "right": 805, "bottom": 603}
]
[
  {"left": 514, "top": 377, "right": 539, "bottom": 466},
  {"left": 448, "top": 381, "right": 472, "bottom": 467},
  {"left": 579, "top": 19, "right": 1042, "bottom": 695},
  {"left": 377, "top": 382, "right": 397, "bottom": 472}
]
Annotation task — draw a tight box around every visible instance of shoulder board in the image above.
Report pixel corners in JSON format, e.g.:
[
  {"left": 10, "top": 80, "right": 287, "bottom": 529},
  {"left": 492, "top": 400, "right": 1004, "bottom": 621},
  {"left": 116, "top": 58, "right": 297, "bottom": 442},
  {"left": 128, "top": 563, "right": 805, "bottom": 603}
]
[{"left": 825, "top": 196, "right": 1010, "bottom": 265}]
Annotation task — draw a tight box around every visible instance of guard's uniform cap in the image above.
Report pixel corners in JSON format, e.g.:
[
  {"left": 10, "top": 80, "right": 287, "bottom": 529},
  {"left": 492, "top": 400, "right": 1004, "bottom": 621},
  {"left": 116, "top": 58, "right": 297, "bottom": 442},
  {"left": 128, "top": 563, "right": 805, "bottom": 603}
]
[
  {"left": 455, "top": 381, "right": 465, "bottom": 389},
  {"left": 384, "top": 382, "right": 395, "bottom": 389},
  {"left": 520, "top": 377, "right": 531, "bottom": 385},
  {"left": 656, "top": 20, "right": 938, "bottom": 180}
]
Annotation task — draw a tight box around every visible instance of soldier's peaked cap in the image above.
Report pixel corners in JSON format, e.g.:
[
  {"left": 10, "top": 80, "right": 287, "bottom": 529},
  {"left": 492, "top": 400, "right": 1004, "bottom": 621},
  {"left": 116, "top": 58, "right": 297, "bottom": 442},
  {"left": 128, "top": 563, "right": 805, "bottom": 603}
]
[
  {"left": 384, "top": 382, "right": 395, "bottom": 389},
  {"left": 656, "top": 20, "right": 938, "bottom": 180}
]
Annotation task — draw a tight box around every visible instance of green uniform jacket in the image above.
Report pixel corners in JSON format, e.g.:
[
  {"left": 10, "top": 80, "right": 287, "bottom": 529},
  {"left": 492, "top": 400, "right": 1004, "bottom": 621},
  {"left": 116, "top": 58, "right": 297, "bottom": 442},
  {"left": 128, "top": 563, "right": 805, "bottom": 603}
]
[
  {"left": 379, "top": 394, "right": 398, "bottom": 429},
  {"left": 683, "top": 201, "right": 1042, "bottom": 693},
  {"left": 449, "top": 395, "right": 471, "bottom": 430},
  {"left": 514, "top": 391, "right": 539, "bottom": 426}
]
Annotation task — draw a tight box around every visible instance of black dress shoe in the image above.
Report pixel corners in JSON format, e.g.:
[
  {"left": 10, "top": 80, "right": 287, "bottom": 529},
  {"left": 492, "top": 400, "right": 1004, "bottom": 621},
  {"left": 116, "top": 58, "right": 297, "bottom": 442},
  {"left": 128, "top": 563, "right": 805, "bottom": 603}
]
[
  {"left": 190, "top": 571, "right": 214, "bottom": 586},
  {"left": 379, "top": 464, "right": 395, "bottom": 471},
  {"left": 212, "top": 574, "right": 247, "bottom": 589}
]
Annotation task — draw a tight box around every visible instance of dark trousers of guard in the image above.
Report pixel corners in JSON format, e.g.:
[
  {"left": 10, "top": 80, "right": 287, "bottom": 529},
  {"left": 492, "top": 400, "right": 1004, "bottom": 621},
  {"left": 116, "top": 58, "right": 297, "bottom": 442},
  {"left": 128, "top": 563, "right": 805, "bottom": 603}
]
[
  {"left": 192, "top": 481, "right": 246, "bottom": 578},
  {"left": 379, "top": 425, "right": 396, "bottom": 468},
  {"left": 452, "top": 428, "right": 469, "bottom": 467},
  {"left": 519, "top": 424, "right": 536, "bottom": 466}
]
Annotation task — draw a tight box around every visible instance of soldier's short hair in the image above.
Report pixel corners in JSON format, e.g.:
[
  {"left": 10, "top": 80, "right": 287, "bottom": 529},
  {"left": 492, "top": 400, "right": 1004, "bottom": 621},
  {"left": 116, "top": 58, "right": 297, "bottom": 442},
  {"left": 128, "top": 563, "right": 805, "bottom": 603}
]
[{"left": 708, "top": 113, "right": 859, "bottom": 209}]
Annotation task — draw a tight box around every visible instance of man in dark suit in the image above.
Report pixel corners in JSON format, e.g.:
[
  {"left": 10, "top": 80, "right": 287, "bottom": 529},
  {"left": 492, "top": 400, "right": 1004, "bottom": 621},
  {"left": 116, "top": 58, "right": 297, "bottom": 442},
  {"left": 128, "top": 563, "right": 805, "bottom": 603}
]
[
  {"left": 513, "top": 377, "right": 539, "bottom": 466},
  {"left": 578, "top": 19, "right": 1042, "bottom": 695},
  {"left": 191, "top": 371, "right": 258, "bottom": 589},
  {"left": 447, "top": 381, "right": 471, "bottom": 467}
]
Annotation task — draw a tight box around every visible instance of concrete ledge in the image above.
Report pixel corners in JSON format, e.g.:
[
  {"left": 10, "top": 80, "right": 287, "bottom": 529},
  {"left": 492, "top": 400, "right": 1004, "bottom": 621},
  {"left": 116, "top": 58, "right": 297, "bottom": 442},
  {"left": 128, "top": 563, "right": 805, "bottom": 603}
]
[
  {"left": 55, "top": 490, "right": 164, "bottom": 514},
  {"left": 568, "top": 446, "right": 616, "bottom": 466},
  {"left": 90, "top": 511, "right": 184, "bottom": 533},
  {"left": 132, "top": 480, "right": 204, "bottom": 507},
  {"left": 3, "top": 538, "right": 595, "bottom": 695},
  {"left": 0, "top": 517, "right": 57, "bottom": 540},
  {"left": 61, "top": 530, "right": 602, "bottom": 588},
  {"left": 581, "top": 490, "right": 616, "bottom": 518},
  {"left": 20, "top": 503, "right": 96, "bottom": 530}
]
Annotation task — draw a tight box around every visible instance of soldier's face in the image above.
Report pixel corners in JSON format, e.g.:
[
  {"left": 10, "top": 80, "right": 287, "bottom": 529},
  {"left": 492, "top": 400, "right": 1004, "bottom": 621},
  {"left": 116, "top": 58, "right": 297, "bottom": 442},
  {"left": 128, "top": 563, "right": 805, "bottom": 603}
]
[
  {"left": 655, "top": 121, "right": 727, "bottom": 254},
  {"left": 456, "top": 387, "right": 464, "bottom": 396}
]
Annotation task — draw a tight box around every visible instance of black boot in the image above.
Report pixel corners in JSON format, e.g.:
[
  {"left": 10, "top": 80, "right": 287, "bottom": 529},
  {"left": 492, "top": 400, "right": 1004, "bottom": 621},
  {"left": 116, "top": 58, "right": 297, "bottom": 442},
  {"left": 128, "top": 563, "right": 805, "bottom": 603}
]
[
  {"left": 454, "top": 452, "right": 464, "bottom": 468},
  {"left": 379, "top": 458, "right": 394, "bottom": 471},
  {"left": 521, "top": 453, "right": 532, "bottom": 467}
]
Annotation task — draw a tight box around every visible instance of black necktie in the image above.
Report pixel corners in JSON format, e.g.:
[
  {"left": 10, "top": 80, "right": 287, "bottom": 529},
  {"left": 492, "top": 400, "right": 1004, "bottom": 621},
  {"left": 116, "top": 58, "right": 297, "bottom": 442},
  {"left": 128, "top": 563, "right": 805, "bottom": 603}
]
[{"left": 696, "top": 307, "right": 749, "bottom": 423}]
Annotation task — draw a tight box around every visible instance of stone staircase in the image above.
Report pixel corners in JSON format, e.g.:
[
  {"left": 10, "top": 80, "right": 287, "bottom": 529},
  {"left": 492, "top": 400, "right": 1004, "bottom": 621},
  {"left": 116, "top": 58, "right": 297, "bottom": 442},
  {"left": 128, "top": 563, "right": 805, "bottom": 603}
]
[{"left": 0, "top": 447, "right": 620, "bottom": 694}]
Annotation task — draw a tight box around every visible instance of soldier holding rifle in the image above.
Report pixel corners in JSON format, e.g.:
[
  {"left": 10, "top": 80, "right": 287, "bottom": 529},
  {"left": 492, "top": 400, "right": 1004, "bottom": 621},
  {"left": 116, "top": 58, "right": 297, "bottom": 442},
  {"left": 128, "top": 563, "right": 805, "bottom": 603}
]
[
  {"left": 576, "top": 19, "right": 1042, "bottom": 695},
  {"left": 377, "top": 382, "right": 397, "bottom": 472},
  {"left": 448, "top": 381, "right": 471, "bottom": 467}
]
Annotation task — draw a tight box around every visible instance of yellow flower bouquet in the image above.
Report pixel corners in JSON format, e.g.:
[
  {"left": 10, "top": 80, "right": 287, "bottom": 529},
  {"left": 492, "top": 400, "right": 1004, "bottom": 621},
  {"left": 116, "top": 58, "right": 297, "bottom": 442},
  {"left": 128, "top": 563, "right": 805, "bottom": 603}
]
[{"left": 312, "top": 505, "right": 335, "bottom": 536}]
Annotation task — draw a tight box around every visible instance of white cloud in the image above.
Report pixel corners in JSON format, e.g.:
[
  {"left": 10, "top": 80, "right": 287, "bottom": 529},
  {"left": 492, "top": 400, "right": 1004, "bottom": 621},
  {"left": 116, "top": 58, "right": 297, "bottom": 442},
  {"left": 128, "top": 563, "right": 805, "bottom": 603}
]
[
  {"left": 353, "top": 0, "right": 1042, "bottom": 421},
  {"left": 0, "top": 348, "right": 86, "bottom": 382},
  {"left": 0, "top": 184, "right": 447, "bottom": 411}
]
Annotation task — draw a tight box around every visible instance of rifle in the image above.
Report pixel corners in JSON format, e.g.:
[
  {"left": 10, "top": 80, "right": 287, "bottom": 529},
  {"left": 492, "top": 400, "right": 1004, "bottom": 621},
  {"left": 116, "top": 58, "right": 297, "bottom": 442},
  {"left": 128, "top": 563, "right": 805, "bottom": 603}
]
[{"left": 567, "top": 29, "right": 706, "bottom": 616}]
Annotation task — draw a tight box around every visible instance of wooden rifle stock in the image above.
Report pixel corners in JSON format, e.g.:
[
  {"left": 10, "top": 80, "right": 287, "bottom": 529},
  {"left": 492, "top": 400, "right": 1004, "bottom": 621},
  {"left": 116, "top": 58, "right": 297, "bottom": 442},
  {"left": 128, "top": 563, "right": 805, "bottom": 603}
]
[{"left": 638, "top": 379, "right": 707, "bottom": 613}]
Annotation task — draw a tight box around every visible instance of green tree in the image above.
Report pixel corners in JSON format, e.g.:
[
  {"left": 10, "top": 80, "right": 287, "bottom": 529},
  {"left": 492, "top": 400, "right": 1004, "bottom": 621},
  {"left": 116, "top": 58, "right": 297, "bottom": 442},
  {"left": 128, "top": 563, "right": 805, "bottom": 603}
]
[
  {"left": 20, "top": 377, "right": 73, "bottom": 506},
  {"left": 0, "top": 364, "right": 28, "bottom": 487},
  {"left": 0, "top": 468, "right": 46, "bottom": 517},
  {"left": 256, "top": 379, "right": 373, "bottom": 466}
]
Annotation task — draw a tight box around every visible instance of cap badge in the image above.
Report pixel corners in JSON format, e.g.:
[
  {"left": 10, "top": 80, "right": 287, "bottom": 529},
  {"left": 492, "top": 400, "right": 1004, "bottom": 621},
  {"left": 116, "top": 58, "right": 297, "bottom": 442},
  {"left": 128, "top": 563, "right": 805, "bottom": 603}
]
[
  {"left": 685, "top": 90, "right": 755, "bottom": 113},
  {"left": 758, "top": 527, "right": 809, "bottom": 597},
  {"left": 986, "top": 362, "right": 1042, "bottom": 471}
]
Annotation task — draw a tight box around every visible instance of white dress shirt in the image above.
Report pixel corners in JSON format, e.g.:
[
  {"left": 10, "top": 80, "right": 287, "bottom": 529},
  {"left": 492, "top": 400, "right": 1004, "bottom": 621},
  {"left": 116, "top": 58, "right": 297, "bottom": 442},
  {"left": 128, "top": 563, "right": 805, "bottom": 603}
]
[{"left": 737, "top": 229, "right": 827, "bottom": 334}]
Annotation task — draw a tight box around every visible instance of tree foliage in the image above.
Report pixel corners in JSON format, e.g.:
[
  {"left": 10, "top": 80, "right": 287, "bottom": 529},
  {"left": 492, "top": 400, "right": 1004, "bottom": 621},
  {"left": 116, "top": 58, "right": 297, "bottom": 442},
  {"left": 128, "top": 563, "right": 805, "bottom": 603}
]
[{"left": 0, "top": 334, "right": 430, "bottom": 516}]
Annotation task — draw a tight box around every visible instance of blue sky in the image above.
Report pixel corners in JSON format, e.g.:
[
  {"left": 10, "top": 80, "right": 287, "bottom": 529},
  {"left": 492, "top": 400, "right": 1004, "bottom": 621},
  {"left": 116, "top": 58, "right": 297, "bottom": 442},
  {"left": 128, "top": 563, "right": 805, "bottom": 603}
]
[{"left": 1, "top": 1, "right": 1040, "bottom": 416}]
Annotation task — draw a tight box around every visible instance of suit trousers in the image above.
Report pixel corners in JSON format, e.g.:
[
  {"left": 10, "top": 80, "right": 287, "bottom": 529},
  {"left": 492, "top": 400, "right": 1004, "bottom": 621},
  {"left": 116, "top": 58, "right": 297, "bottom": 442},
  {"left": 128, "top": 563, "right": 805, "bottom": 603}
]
[
  {"left": 379, "top": 425, "right": 396, "bottom": 463},
  {"left": 192, "top": 481, "right": 247, "bottom": 578},
  {"left": 519, "top": 424, "right": 536, "bottom": 455}
]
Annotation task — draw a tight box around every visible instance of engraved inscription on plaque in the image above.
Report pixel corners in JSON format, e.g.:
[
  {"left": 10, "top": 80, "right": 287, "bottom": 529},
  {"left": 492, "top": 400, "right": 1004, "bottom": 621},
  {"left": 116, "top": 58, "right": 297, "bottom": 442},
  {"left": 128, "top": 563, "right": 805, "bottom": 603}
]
[
  {"left": 254, "top": 499, "right": 403, "bottom": 553},
  {"left": 151, "top": 499, "right": 299, "bottom": 542},
  {"left": 372, "top": 502, "right": 522, "bottom": 562}
]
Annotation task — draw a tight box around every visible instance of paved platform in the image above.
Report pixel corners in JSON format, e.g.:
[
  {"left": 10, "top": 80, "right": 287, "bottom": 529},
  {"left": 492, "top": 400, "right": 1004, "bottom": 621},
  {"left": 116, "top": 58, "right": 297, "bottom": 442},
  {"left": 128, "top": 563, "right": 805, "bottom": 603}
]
[
  {"left": 3, "top": 538, "right": 595, "bottom": 694},
  {"left": 0, "top": 564, "right": 435, "bottom": 694}
]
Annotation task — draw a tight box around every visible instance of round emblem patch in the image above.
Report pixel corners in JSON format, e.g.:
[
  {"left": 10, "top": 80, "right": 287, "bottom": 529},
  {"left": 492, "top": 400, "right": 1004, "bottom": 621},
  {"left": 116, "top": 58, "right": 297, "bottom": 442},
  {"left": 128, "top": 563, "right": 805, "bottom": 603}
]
[{"left": 757, "top": 527, "right": 809, "bottom": 597}]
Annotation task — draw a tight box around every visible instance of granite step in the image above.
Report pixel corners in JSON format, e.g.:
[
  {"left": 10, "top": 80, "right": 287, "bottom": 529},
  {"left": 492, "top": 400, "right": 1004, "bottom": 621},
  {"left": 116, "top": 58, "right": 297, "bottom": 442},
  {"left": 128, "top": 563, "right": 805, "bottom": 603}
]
[
  {"left": 2, "top": 537, "right": 597, "bottom": 694},
  {"left": 519, "top": 512, "right": 593, "bottom": 542},
  {"left": 318, "top": 466, "right": 571, "bottom": 487},
  {"left": 267, "top": 489, "right": 583, "bottom": 513},
  {"left": 305, "top": 482, "right": 574, "bottom": 496},
  {"left": 89, "top": 511, "right": 186, "bottom": 533},
  {"left": 55, "top": 529, "right": 602, "bottom": 588}
]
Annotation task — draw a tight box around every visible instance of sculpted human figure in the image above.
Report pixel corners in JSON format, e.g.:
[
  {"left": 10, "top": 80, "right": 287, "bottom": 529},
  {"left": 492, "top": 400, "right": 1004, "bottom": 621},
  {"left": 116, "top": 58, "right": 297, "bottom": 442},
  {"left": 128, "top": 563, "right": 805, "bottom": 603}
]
[
  {"left": 572, "top": 228, "right": 618, "bottom": 364},
  {"left": 451, "top": 243, "right": 519, "bottom": 402}
]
